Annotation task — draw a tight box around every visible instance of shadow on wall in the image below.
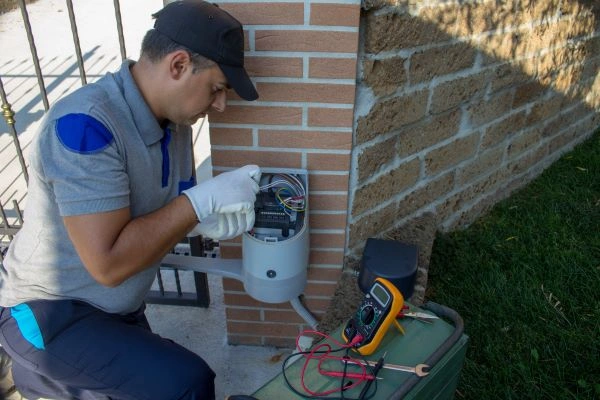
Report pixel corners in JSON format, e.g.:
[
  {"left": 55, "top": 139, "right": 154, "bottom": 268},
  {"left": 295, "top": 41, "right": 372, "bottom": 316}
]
[{"left": 345, "top": 0, "right": 600, "bottom": 302}]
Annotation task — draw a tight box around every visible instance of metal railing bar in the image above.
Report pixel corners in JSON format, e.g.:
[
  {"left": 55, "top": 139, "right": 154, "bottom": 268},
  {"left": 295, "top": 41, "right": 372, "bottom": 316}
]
[
  {"left": 17, "top": 0, "right": 49, "bottom": 111},
  {"left": 0, "top": 152, "right": 26, "bottom": 176},
  {"left": 156, "top": 270, "right": 165, "bottom": 296},
  {"left": 65, "top": 0, "right": 87, "bottom": 86},
  {"left": 2, "top": 81, "right": 50, "bottom": 110},
  {"left": 0, "top": 227, "right": 20, "bottom": 237},
  {"left": 83, "top": 55, "right": 119, "bottom": 81},
  {"left": 1, "top": 55, "right": 71, "bottom": 95},
  {"left": 0, "top": 180, "right": 22, "bottom": 200},
  {"left": 113, "top": 0, "right": 127, "bottom": 60},
  {"left": 0, "top": 204, "right": 15, "bottom": 241},
  {"left": 174, "top": 269, "right": 183, "bottom": 296},
  {"left": 0, "top": 76, "right": 29, "bottom": 184},
  {"left": 0, "top": 201, "right": 25, "bottom": 221},
  {"left": 5, "top": 48, "right": 99, "bottom": 125},
  {"left": 12, "top": 200, "right": 24, "bottom": 225}
]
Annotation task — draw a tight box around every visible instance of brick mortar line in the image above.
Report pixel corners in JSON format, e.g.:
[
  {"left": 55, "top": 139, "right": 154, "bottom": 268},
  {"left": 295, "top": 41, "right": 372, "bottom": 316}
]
[
  {"left": 225, "top": 101, "right": 355, "bottom": 108},
  {"left": 306, "top": 246, "right": 345, "bottom": 251},
  {"left": 361, "top": 14, "right": 590, "bottom": 62},
  {"left": 210, "top": 123, "right": 353, "bottom": 132},
  {"left": 211, "top": 167, "right": 349, "bottom": 175},
  {"left": 310, "top": 190, "right": 348, "bottom": 194},
  {"left": 217, "top": 0, "right": 360, "bottom": 4},
  {"left": 350, "top": 152, "right": 421, "bottom": 192},
  {"left": 304, "top": 1, "right": 310, "bottom": 25},
  {"left": 309, "top": 173, "right": 351, "bottom": 177},
  {"left": 309, "top": 263, "right": 345, "bottom": 268},
  {"left": 310, "top": 228, "right": 345, "bottom": 234},
  {"left": 245, "top": 50, "right": 357, "bottom": 57},
  {"left": 248, "top": 29, "right": 255, "bottom": 52},
  {"left": 249, "top": 77, "right": 356, "bottom": 84},
  {"left": 348, "top": 110, "right": 596, "bottom": 228},
  {"left": 354, "top": 51, "right": 587, "bottom": 126},
  {"left": 307, "top": 263, "right": 344, "bottom": 268},
  {"left": 211, "top": 145, "right": 351, "bottom": 154},
  {"left": 308, "top": 171, "right": 350, "bottom": 175},
  {"left": 440, "top": 162, "right": 550, "bottom": 231},
  {"left": 302, "top": 56, "right": 310, "bottom": 79},
  {"left": 307, "top": 210, "right": 348, "bottom": 214},
  {"left": 350, "top": 127, "right": 525, "bottom": 223},
  {"left": 246, "top": 25, "right": 358, "bottom": 32}
]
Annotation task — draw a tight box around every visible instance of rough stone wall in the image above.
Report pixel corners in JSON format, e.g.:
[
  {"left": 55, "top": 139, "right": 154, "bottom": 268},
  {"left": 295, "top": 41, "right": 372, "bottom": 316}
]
[{"left": 347, "top": 0, "right": 600, "bottom": 302}]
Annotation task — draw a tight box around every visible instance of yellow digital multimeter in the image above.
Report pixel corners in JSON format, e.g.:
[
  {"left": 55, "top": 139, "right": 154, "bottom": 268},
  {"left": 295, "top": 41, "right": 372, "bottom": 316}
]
[{"left": 342, "top": 277, "right": 404, "bottom": 355}]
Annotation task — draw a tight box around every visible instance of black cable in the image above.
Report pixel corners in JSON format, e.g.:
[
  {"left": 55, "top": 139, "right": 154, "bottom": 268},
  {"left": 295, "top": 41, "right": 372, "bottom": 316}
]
[
  {"left": 281, "top": 346, "right": 378, "bottom": 400},
  {"left": 339, "top": 348, "right": 349, "bottom": 400},
  {"left": 357, "top": 355, "right": 384, "bottom": 400}
]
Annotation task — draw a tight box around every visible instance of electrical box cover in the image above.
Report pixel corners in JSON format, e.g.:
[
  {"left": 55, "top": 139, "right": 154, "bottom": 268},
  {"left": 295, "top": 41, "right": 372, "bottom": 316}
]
[{"left": 242, "top": 168, "right": 309, "bottom": 303}]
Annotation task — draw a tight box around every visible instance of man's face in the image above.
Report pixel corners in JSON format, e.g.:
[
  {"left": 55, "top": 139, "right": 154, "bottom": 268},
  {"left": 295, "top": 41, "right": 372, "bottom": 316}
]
[{"left": 169, "top": 63, "right": 229, "bottom": 125}]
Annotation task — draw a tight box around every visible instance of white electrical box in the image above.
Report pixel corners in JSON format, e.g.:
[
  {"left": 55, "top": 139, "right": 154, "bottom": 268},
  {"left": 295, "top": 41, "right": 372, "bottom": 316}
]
[{"left": 242, "top": 168, "right": 309, "bottom": 303}]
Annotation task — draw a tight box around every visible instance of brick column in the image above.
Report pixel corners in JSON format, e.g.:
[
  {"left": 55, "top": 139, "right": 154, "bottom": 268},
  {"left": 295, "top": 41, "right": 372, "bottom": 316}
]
[{"left": 210, "top": 1, "right": 360, "bottom": 346}]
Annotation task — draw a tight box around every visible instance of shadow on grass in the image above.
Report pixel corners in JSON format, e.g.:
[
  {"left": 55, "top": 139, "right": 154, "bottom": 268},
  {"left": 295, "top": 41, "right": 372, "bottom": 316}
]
[{"left": 427, "top": 130, "right": 599, "bottom": 399}]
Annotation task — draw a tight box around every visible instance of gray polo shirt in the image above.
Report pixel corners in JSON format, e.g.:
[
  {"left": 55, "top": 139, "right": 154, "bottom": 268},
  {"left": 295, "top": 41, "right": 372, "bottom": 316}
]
[{"left": 0, "top": 60, "right": 194, "bottom": 314}]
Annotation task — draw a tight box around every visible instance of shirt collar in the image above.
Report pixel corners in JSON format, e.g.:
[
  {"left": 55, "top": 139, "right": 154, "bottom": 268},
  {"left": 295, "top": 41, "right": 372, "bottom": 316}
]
[{"left": 114, "top": 60, "right": 173, "bottom": 146}]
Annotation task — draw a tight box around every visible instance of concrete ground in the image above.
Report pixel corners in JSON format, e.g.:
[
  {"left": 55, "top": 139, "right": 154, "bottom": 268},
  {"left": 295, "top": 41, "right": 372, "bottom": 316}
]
[
  {"left": 146, "top": 272, "right": 290, "bottom": 399},
  {"left": 0, "top": 1, "right": 288, "bottom": 398}
]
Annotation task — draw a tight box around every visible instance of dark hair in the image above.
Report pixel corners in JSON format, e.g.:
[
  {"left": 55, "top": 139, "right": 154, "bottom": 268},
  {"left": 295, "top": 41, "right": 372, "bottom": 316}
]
[{"left": 140, "top": 29, "right": 216, "bottom": 73}]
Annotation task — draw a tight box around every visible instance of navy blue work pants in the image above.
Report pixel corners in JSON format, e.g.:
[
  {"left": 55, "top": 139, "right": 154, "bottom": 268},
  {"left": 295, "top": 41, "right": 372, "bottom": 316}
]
[{"left": 0, "top": 300, "right": 215, "bottom": 400}]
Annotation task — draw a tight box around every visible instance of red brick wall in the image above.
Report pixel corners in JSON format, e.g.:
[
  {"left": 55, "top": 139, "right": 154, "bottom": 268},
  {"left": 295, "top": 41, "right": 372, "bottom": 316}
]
[{"left": 211, "top": 1, "right": 361, "bottom": 346}]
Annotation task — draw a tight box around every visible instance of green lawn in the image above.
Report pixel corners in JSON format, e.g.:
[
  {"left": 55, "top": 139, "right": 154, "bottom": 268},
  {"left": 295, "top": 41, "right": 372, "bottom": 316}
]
[{"left": 427, "top": 130, "right": 600, "bottom": 399}]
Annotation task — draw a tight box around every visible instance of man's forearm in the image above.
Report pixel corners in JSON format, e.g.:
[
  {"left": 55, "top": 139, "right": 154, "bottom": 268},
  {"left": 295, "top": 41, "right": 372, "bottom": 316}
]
[{"left": 64, "top": 195, "right": 197, "bottom": 287}]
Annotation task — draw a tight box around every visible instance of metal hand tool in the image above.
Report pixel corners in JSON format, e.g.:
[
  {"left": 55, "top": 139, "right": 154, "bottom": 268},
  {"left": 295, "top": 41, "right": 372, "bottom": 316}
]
[
  {"left": 400, "top": 312, "right": 439, "bottom": 324},
  {"left": 363, "top": 361, "right": 430, "bottom": 377},
  {"left": 397, "top": 305, "right": 440, "bottom": 324},
  {"left": 342, "top": 358, "right": 430, "bottom": 377}
]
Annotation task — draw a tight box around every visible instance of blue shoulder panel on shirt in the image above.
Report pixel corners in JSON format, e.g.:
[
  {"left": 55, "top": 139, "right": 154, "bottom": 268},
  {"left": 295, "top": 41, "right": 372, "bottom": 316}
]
[{"left": 55, "top": 113, "right": 114, "bottom": 154}]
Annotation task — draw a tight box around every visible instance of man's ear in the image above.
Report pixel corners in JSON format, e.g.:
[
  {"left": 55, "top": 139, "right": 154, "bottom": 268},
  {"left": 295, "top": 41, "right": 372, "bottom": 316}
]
[{"left": 168, "top": 50, "right": 191, "bottom": 80}]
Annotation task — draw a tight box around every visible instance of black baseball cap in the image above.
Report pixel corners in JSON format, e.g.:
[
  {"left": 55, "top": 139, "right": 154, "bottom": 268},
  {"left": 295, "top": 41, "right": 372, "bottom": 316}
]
[{"left": 152, "top": 0, "right": 258, "bottom": 101}]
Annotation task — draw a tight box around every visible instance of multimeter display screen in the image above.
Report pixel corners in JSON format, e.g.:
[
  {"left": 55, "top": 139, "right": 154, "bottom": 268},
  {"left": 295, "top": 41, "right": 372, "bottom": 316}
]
[{"left": 371, "top": 283, "right": 390, "bottom": 307}]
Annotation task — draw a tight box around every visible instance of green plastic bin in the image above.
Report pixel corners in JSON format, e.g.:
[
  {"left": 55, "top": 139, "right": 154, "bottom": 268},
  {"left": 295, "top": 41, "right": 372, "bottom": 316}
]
[{"left": 253, "top": 302, "right": 468, "bottom": 399}]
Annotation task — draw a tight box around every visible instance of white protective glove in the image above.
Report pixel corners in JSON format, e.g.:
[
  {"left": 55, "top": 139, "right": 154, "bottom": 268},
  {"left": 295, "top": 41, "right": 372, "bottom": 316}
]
[
  {"left": 187, "top": 212, "right": 253, "bottom": 240},
  {"left": 183, "top": 165, "right": 261, "bottom": 239}
]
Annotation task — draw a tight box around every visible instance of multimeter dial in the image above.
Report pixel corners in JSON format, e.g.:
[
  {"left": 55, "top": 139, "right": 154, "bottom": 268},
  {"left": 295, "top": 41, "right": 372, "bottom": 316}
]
[
  {"left": 342, "top": 278, "right": 404, "bottom": 355},
  {"left": 360, "top": 304, "right": 375, "bottom": 325}
]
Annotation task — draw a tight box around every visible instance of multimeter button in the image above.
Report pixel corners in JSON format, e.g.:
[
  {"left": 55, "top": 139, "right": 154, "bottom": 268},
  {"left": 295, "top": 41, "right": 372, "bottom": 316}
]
[{"left": 361, "top": 306, "right": 375, "bottom": 325}]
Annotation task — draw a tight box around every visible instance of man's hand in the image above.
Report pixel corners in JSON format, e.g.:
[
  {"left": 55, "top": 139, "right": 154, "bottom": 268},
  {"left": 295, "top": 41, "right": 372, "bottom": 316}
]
[
  {"left": 187, "top": 211, "right": 254, "bottom": 240},
  {"left": 182, "top": 164, "right": 261, "bottom": 230}
]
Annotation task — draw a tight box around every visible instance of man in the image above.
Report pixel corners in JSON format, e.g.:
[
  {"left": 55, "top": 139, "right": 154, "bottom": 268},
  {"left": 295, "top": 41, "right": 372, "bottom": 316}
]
[{"left": 0, "top": 1, "right": 260, "bottom": 399}]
